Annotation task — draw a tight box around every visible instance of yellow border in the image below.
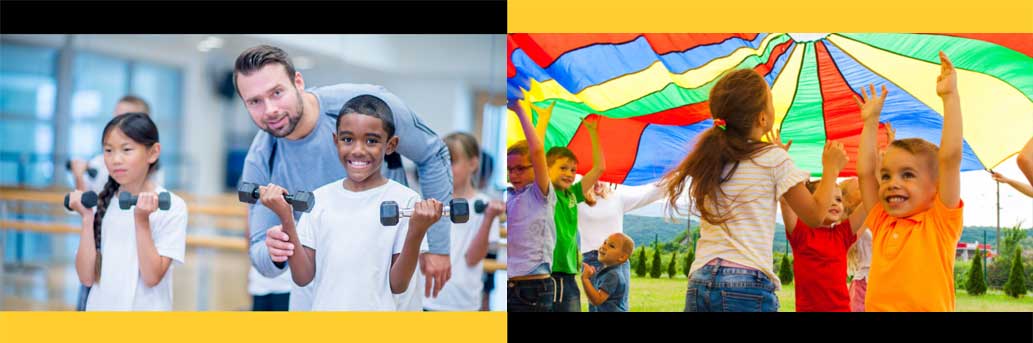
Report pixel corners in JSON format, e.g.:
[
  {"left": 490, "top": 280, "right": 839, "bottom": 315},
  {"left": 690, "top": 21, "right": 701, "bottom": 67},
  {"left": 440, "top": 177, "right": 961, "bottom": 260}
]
[
  {"left": 0, "top": 312, "right": 507, "bottom": 343},
  {"left": 508, "top": 0, "right": 1033, "bottom": 32}
]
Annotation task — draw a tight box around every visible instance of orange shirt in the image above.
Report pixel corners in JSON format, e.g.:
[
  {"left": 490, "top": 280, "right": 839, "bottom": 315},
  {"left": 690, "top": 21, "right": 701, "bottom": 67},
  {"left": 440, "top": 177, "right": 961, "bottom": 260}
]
[{"left": 864, "top": 195, "right": 964, "bottom": 312}]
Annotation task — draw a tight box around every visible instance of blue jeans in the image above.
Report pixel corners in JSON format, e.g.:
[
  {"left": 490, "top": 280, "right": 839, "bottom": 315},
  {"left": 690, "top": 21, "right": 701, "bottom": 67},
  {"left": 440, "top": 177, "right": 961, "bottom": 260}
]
[
  {"left": 550, "top": 273, "right": 581, "bottom": 312},
  {"left": 582, "top": 250, "right": 631, "bottom": 312},
  {"left": 76, "top": 285, "right": 89, "bottom": 311},
  {"left": 507, "top": 277, "right": 555, "bottom": 312},
  {"left": 684, "top": 264, "right": 779, "bottom": 312}
]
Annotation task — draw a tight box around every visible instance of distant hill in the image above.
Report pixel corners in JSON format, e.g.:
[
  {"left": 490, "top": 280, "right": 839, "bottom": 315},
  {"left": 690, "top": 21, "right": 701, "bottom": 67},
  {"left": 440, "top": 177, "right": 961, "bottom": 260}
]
[{"left": 623, "top": 215, "right": 1030, "bottom": 253}]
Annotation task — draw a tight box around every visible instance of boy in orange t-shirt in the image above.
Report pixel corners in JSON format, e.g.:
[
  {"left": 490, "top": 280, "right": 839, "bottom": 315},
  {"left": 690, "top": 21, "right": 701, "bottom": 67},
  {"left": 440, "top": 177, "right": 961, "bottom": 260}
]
[{"left": 860, "top": 52, "right": 965, "bottom": 312}]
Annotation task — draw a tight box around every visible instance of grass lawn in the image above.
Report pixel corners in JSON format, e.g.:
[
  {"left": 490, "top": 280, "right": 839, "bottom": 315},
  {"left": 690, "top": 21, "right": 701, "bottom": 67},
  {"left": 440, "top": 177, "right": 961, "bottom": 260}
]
[{"left": 578, "top": 275, "right": 1032, "bottom": 312}]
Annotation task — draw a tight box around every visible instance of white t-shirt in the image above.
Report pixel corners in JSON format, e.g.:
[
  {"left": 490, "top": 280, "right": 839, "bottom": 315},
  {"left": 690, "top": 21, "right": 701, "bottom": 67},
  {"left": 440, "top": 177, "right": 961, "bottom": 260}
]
[
  {"left": 247, "top": 266, "right": 293, "bottom": 296},
  {"left": 75, "top": 155, "right": 165, "bottom": 193},
  {"left": 578, "top": 184, "right": 664, "bottom": 254},
  {"left": 297, "top": 179, "right": 421, "bottom": 311},
  {"left": 85, "top": 187, "right": 187, "bottom": 311},
  {"left": 424, "top": 192, "right": 501, "bottom": 311},
  {"left": 688, "top": 147, "right": 810, "bottom": 290}
]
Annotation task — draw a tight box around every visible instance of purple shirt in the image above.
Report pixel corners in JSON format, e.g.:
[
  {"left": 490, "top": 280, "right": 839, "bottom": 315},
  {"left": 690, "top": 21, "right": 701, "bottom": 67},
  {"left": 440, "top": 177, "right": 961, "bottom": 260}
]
[{"left": 506, "top": 182, "right": 557, "bottom": 277}]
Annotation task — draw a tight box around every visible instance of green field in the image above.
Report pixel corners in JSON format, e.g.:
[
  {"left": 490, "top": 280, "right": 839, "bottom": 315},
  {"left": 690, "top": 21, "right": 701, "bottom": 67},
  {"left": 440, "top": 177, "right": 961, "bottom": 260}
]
[{"left": 578, "top": 275, "right": 1033, "bottom": 312}]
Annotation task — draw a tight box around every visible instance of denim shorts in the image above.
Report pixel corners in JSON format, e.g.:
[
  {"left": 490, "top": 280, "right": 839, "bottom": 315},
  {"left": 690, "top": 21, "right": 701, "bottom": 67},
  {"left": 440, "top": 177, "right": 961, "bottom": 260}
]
[{"left": 684, "top": 264, "right": 779, "bottom": 312}]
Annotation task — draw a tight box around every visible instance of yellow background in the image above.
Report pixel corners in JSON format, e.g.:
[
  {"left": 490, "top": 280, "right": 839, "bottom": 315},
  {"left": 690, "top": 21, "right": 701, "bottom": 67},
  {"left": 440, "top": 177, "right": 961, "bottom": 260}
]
[{"left": 509, "top": 0, "right": 1033, "bottom": 32}]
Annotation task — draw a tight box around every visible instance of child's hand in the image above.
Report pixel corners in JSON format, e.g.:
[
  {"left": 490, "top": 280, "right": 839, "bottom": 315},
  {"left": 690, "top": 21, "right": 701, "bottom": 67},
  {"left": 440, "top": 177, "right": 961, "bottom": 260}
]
[
  {"left": 409, "top": 199, "right": 444, "bottom": 236},
  {"left": 854, "top": 84, "right": 888, "bottom": 122},
  {"left": 134, "top": 192, "right": 159, "bottom": 219},
  {"left": 483, "top": 200, "right": 505, "bottom": 220},
  {"left": 822, "top": 140, "right": 849, "bottom": 172},
  {"left": 583, "top": 114, "right": 600, "bottom": 132},
  {"left": 765, "top": 130, "right": 792, "bottom": 152},
  {"left": 529, "top": 101, "right": 557, "bottom": 119},
  {"left": 990, "top": 171, "right": 1011, "bottom": 184},
  {"left": 582, "top": 263, "right": 596, "bottom": 278},
  {"left": 259, "top": 183, "right": 293, "bottom": 219},
  {"left": 265, "top": 225, "right": 294, "bottom": 262},
  {"left": 936, "top": 51, "right": 958, "bottom": 98},
  {"left": 67, "top": 190, "right": 92, "bottom": 216},
  {"left": 69, "top": 160, "right": 88, "bottom": 177}
]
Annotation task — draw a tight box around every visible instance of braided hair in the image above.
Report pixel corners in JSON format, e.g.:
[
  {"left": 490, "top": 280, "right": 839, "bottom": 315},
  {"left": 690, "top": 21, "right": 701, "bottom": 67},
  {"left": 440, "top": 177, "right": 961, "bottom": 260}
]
[{"left": 92, "top": 112, "right": 160, "bottom": 280}]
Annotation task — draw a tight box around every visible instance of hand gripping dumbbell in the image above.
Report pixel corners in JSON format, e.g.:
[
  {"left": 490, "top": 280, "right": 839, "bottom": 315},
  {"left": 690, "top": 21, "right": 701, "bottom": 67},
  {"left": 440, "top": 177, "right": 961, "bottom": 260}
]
[
  {"left": 237, "top": 182, "right": 315, "bottom": 213},
  {"left": 119, "top": 191, "right": 171, "bottom": 210},
  {"left": 64, "top": 191, "right": 98, "bottom": 211},
  {"left": 474, "top": 200, "right": 488, "bottom": 214},
  {"left": 66, "top": 160, "right": 98, "bottom": 178},
  {"left": 380, "top": 198, "right": 470, "bottom": 226}
]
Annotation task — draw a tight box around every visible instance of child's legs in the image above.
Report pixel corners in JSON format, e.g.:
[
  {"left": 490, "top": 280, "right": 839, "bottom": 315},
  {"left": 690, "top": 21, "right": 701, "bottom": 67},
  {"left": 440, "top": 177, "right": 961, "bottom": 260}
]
[
  {"left": 550, "top": 273, "right": 581, "bottom": 312},
  {"left": 684, "top": 265, "right": 778, "bottom": 312},
  {"left": 507, "top": 277, "right": 555, "bottom": 312},
  {"left": 849, "top": 278, "right": 867, "bottom": 312}
]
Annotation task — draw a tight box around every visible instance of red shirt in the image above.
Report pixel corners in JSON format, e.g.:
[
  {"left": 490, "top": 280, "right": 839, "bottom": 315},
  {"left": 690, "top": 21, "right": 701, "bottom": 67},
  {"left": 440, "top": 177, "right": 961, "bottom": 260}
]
[{"left": 788, "top": 219, "right": 857, "bottom": 312}]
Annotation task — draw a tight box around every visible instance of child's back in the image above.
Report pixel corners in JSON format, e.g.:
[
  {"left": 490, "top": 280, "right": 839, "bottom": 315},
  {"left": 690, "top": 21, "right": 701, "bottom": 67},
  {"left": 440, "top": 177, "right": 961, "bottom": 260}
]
[
  {"left": 297, "top": 178, "right": 420, "bottom": 311},
  {"left": 689, "top": 146, "right": 809, "bottom": 285}
]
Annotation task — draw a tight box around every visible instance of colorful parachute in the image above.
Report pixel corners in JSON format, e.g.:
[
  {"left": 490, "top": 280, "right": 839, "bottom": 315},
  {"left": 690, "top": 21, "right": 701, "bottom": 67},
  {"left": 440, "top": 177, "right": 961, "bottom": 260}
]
[{"left": 506, "top": 33, "right": 1033, "bottom": 186}]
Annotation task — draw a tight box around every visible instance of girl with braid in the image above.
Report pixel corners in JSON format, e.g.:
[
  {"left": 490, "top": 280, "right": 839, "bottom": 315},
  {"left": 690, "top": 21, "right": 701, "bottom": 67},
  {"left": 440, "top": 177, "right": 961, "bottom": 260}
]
[{"left": 66, "top": 112, "right": 188, "bottom": 310}]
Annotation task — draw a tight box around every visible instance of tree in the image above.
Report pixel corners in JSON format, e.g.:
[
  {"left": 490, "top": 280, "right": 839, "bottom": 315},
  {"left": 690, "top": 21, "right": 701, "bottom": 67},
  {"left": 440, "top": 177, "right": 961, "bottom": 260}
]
[
  {"left": 650, "top": 238, "right": 663, "bottom": 278},
  {"left": 635, "top": 247, "right": 647, "bottom": 277},
  {"left": 668, "top": 250, "right": 678, "bottom": 278},
  {"left": 1004, "top": 247, "right": 1027, "bottom": 298},
  {"left": 965, "top": 246, "right": 987, "bottom": 295},
  {"left": 684, "top": 245, "right": 695, "bottom": 277},
  {"left": 778, "top": 244, "right": 794, "bottom": 285}
]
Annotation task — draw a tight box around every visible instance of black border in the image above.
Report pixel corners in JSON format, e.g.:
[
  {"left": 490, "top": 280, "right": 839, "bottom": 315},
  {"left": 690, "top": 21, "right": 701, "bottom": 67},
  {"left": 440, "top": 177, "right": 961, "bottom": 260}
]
[{"left": 1, "top": 1, "right": 505, "bottom": 34}]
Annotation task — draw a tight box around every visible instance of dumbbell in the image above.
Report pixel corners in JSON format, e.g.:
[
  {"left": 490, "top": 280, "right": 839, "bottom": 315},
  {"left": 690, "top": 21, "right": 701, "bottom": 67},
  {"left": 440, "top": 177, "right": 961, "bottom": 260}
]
[
  {"left": 380, "top": 198, "right": 470, "bottom": 226},
  {"left": 66, "top": 161, "right": 98, "bottom": 178},
  {"left": 237, "top": 182, "right": 315, "bottom": 213},
  {"left": 119, "top": 191, "right": 171, "bottom": 210},
  {"left": 64, "top": 191, "right": 98, "bottom": 211},
  {"left": 474, "top": 200, "right": 487, "bottom": 214}
]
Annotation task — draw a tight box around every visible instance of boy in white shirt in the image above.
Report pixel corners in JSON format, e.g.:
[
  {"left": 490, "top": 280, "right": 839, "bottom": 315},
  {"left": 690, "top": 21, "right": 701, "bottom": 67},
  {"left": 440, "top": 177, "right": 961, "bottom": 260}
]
[{"left": 262, "top": 95, "right": 442, "bottom": 310}]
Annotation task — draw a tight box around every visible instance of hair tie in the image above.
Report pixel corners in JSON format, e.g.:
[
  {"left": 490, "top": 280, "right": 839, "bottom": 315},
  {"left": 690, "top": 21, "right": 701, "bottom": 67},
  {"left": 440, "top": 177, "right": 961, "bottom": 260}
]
[{"left": 713, "top": 118, "right": 727, "bottom": 131}]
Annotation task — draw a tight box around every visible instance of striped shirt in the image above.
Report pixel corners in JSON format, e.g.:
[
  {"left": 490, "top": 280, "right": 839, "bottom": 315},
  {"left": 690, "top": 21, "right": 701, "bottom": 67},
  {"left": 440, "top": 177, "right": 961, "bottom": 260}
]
[{"left": 688, "top": 146, "right": 810, "bottom": 290}]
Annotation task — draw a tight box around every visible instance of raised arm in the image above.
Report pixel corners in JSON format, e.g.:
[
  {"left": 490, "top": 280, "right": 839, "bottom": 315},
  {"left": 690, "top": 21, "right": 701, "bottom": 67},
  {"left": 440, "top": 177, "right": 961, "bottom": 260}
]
[
  {"left": 991, "top": 171, "right": 1033, "bottom": 198},
  {"left": 579, "top": 116, "right": 606, "bottom": 198},
  {"left": 511, "top": 99, "right": 552, "bottom": 196},
  {"left": 853, "top": 84, "right": 887, "bottom": 232},
  {"left": 534, "top": 100, "right": 554, "bottom": 143},
  {"left": 783, "top": 141, "right": 848, "bottom": 228},
  {"left": 936, "top": 52, "right": 962, "bottom": 208}
]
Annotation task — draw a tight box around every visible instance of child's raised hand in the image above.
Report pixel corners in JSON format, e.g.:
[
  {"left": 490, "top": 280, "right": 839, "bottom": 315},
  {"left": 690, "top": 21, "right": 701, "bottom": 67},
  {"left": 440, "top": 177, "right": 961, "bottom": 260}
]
[
  {"left": 529, "top": 101, "right": 557, "bottom": 119},
  {"left": 936, "top": 51, "right": 958, "bottom": 98},
  {"left": 258, "top": 183, "right": 292, "bottom": 218},
  {"left": 854, "top": 84, "right": 888, "bottom": 122},
  {"left": 583, "top": 114, "right": 600, "bottom": 132},
  {"left": 582, "top": 263, "right": 596, "bottom": 278},
  {"left": 990, "top": 171, "right": 1010, "bottom": 184},
  {"left": 766, "top": 130, "right": 792, "bottom": 152},
  {"left": 134, "top": 192, "right": 159, "bottom": 218},
  {"left": 822, "top": 140, "right": 849, "bottom": 173},
  {"left": 409, "top": 199, "right": 444, "bottom": 236}
]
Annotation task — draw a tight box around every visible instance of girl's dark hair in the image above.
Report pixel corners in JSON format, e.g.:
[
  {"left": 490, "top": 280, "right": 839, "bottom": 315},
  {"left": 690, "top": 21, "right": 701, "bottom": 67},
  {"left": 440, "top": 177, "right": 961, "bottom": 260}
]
[
  {"left": 93, "top": 112, "right": 160, "bottom": 279},
  {"left": 445, "top": 132, "right": 481, "bottom": 188},
  {"left": 659, "top": 69, "right": 773, "bottom": 225}
]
